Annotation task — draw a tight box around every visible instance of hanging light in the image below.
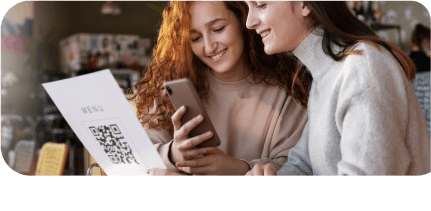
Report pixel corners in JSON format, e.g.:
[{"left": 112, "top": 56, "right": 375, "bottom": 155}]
[{"left": 101, "top": 1, "right": 121, "bottom": 16}]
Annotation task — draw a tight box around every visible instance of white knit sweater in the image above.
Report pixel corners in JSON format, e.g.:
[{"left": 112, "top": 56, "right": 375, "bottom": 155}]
[{"left": 277, "top": 29, "right": 430, "bottom": 175}]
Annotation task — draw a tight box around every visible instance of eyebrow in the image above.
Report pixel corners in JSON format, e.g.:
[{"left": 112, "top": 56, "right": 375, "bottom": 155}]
[{"left": 190, "top": 18, "right": 227, "bottom": 33}]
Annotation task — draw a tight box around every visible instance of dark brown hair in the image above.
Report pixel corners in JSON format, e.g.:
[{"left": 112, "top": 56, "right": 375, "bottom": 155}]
[
  {"left": 129, "top": 1, "right": 310, "bottom": 130},
  {"left": 411, "top": 23, "right": 430, "bottom": 48}
]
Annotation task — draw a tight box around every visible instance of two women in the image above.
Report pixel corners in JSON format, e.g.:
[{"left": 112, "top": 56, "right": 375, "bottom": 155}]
[
  {"left": 147, "top": 1, "right": 430, "bottom": 176},
  {"left": 131, "top": 1, "right": 309, "bottom": 175}
]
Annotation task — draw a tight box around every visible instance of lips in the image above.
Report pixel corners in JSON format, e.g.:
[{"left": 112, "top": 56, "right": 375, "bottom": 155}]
[{"left": 208, "top": 48, "right": 227, "bottom": 60}]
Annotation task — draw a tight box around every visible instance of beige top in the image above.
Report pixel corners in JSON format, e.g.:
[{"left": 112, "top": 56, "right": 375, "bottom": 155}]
[{"left": 143, "top": 70, "right": 308, "bottom": 173}]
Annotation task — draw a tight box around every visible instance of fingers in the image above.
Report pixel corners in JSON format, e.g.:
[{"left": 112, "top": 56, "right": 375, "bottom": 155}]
[
  {"left": 171, "top": 129, "right": 213, "bottom": 164},
  {"left": 173, "top": 108, "right": 205, "bottom": 141},
  {"left": 178, "top": 166, "right": 212, "bottom": 175},
  {"left": 251, "top": 163, "right": 264, "bottom": 176},
  {"left": 181, "top": 147, "right": 219, "bottom": 160},
  {"left": 178, "top": 114, "right": 204, "bottom": 138},
  {"left": 148, "top": 168, "right": 182, "bottom": 176},
  {"left": 177, "top": 131, "right": 213, "bottom": 151},
  {"left": 245, "top": 163, "right": 277, "bottom": 176},
  {"left": 263, "top": 164, "right": 277, "bottom": 176},
  {"left": 176, "top": 155, "right": 213, "bottom": 168},
  {"left": 172, "top": 106, "right": 187, "bottom": 132}
]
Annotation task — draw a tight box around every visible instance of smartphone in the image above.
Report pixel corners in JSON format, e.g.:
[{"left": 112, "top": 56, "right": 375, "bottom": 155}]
[{"left": 163, "top": 78, "right": 221, "bottom": 148}]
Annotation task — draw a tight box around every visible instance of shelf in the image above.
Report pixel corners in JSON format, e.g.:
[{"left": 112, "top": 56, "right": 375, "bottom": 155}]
[
  {"left": 370, "top": 24, "right": 401, "bottom": 31},
  {"left": 370, "top": 24, "right": 403, "bottom": 49}
]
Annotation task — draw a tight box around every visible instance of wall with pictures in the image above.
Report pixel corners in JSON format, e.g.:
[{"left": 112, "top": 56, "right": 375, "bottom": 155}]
[
  {"left": 348, "top": 1, "right": 430, "bottom": 52},
  {"left": 33, "top": 1, "right": 168, "bottom": 74}
]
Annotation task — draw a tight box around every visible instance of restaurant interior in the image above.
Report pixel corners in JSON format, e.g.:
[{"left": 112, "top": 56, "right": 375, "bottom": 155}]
[{"left": 1, "top": 1, "right": 430, "bottom": 176}]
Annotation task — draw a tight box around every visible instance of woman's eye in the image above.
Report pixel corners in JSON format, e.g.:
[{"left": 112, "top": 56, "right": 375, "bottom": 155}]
[
  {"left": 256, "top": 4, "right": 266, "bottom": 9},
  {"left": 214, "top": 26, "right": 225, "bottom": 32},
  {"left": 191, "top": 36, "right": 200, "bottom": 42}
]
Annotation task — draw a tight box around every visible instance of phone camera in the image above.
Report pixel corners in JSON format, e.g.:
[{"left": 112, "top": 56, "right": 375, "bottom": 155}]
[{"left": 166, "top": 86, "right": 173, "bottom": 95}]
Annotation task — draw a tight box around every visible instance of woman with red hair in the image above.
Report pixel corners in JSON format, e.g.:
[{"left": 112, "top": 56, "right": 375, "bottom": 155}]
[{"left": 131, "top": 1, "right": 310, "bottom": 175}]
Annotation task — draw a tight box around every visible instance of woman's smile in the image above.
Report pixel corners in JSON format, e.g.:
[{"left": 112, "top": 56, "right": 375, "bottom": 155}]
[
  {"left": 208, "top": 48, "right": 228, "bottom": 61},
  {"left": 259, "top": 30, "right": 270, "bottom": 39}
]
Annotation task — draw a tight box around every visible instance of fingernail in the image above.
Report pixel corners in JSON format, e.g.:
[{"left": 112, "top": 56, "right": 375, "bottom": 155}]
[
  {"left": 206, "top": 131, "right": 212, "bottom": 137},
  {"left": 182, "top": 106, "right": 186, "bottom": 110},
  {"left": 197, "top": 115, "right": 203, "bottom": 121}
]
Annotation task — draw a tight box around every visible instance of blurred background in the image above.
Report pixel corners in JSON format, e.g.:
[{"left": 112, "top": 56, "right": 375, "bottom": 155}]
[{"left": 1, "top": 1, "right": 430, "bottom": 176}]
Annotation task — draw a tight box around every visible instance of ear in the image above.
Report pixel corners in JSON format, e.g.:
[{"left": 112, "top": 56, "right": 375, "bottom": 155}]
[{"left": 300, "top": 2, "right": 311, "bottom": 17}]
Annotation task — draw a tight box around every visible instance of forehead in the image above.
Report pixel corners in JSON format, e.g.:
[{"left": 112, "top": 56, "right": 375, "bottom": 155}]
[
  {"left": 189, "top": 1, "right": 234, "bottom": 27},
  {"left": 244, "top": 1, "right": 254, "bottom": 6}
]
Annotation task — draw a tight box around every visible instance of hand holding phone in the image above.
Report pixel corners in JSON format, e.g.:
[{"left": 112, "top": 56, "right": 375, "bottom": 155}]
[
  {"left": 164, "top": 78, "right": 221, "bottom": 165},
  {"left": 169, "top": 105, "right": 217, "bottom": 165}
]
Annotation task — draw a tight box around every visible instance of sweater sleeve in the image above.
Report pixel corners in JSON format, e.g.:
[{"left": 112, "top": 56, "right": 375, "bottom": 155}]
[
  {"left": 246, "top": 96, "right": 308, "bottom": 171},
  {"left": 336, "top": 89, "right": 411, "bottom": 175},
  {"left": 335, "top": 47, "right": 413, "bottom": 175},
  {"left": 277, "top": 121, "right": 313, "bottom": 175},
  {"left": 144, "top": 128, "right": 181, "bottom": 172},
  {"left": 132, "top": 91, "right": 182, "bottom": 172}
]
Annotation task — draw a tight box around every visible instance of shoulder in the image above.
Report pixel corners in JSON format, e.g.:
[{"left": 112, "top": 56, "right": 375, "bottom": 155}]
[
  {"left": 335, "top": 42, "right": 409, "bottom": 108},
  {"left": 340, "top": 42, "right": 403, "bottom": 84},
  {"left": 348, "top": 42, "right": 399, "bottom": 67}
]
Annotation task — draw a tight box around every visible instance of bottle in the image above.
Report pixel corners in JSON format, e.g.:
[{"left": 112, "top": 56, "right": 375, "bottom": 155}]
[{"left": 365, "top": 1, "right": 376, "bottom": 25}]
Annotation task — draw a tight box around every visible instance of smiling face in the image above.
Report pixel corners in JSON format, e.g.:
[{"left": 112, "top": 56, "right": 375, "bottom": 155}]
[
  {"left": 190, "top": 1, "right": 247, "bottom": 81},
  {"left": 245, "top": 1, "right": 312, "bottom": 54}
]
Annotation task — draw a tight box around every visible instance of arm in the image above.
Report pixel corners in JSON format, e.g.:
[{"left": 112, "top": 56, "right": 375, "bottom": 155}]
[
  {"left": 246, "top": 122, "right": 313, "bottom": 176},
  {"left": 146, "top": 107, "right": 215, "bottom": 173},
  {"left": 276, "top": 121, "right": 313, "bottom": 175},
  {"left": 336, "top": 89, "right": 410, "bottom": 175},
  {"left": 145, "top": 128, "right": 178, "bottom": 171},
  {"left": 129, "top": 94, "right": 181, "bottom": 172},
  {"left": 335, "top": 46, "right": 415, "bottom": 175},
  {"left": 247, "top": 96, "right": 309, "bottom": 171}
]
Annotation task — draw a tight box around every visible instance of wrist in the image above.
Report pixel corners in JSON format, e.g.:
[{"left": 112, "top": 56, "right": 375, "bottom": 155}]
[{"left": 234, "top": 159, "right": 251, "bottom": 175}]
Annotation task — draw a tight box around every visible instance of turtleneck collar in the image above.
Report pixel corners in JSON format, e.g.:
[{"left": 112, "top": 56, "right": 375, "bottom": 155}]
[
  {"left": 205, "top": 68, "right": 254, "bottom": 92},
  {"left": 292, "top": 27, "right": 339, "bottom": 81}
]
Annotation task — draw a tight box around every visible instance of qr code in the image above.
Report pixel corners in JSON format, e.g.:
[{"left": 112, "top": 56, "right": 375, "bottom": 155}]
[{"left": 89, "top": 124, "right": 140, "bottom": 164}]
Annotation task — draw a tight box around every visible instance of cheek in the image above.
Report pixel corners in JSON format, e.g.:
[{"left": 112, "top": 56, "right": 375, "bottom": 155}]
[
  {"left": 191, "top": 45, "right": 202, "bottom": 58},
  {"left": 228, "top": 26, "right": 243, "bottom": 46}
]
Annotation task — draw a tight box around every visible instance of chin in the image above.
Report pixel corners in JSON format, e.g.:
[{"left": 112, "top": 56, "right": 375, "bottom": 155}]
[
  {"left": 264, "top": 46, "right": 276, "bottom": 55},
  {"left": 211, "top": 66, "right": 230, "bottom": 74}
]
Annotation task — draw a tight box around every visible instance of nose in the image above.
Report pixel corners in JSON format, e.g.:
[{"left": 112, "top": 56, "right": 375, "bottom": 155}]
[
  {"left": 204, "top": 35, "right": 217, "bottom": 55},
  {"left": 246, "top": 10, "right": 258, "bottom": 30}
]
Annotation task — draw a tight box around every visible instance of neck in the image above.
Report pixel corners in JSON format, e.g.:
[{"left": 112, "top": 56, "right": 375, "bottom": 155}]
[
  {"left": 292, "top": 25, "right": 315, "bottom": 52},
  {"left": 292, "top": 26, "right": 336, "bottom": 80}
]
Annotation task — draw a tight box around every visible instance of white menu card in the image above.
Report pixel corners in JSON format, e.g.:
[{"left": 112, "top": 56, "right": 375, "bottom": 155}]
[{"left": 42, "top": 69, "right": 166, "bottom": 175}]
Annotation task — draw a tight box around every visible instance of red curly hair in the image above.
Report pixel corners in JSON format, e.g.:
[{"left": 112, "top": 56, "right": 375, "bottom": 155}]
[{"left": 129, "top": 1, "right": 310, "bottom": 130}]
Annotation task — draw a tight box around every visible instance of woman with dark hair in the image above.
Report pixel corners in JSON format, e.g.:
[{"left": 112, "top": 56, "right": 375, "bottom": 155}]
[
  {"left": 409, "top": 24, "right": 430, "bottom": 72},
  {"left": 133, "top": 1, "right": 309, "bottom": 175},
  {"left": 245, "top": 1, "right": 430, "bottom": 175}
]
